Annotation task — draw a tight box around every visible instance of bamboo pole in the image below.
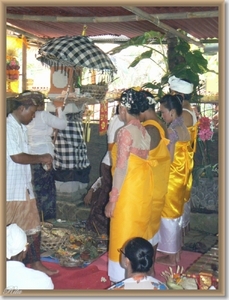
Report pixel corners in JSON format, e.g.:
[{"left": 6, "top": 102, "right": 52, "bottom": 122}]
[
  {"left": 6, "top": 24, "right": 46, "bottom": 44},
  {"left": 21, "top": 35, "right": 27, "bottom": 92},
  {"left": 6, "top": 10, "right": 218, "bottom": 23}
]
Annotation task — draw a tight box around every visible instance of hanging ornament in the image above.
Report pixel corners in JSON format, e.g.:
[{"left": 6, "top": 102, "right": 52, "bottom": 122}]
[
  {"left": 81, "top": 24, "right": 87, "bottom": 36},
  {"left": 6, "top": 55, "right": 20, "bottom": 81},
  {"left": 99, "top": 100, "right": 108, "bottom": 136}
]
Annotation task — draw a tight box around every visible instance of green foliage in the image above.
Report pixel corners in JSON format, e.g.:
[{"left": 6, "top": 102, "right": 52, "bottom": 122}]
[
  {"left": 129, "top": 49, "right": 153, "bottom": 67},
  {"left": 142, "top": 82, "right": 164, "bottom": 99},
  {"left": 108, "top": 30, "right": 217, "bottom": 101},
  {"left": 108, "top": 31, "right": 165, "bottom": 55},
  {"left": 175, "top": 39, "right": 190, "bottom": 53}
]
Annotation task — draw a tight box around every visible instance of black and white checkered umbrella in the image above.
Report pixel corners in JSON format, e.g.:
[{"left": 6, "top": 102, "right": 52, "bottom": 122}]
[{"left": 36, "top": 35, "right": 116, "bottom": 72}]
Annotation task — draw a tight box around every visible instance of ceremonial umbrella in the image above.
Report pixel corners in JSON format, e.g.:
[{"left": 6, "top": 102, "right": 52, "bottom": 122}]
[
  {"left": 37, "top": 35, "right": 117, "bottom": 105},
  {"left": 36, "top": 35, "right": 116, "bottom": 73}
]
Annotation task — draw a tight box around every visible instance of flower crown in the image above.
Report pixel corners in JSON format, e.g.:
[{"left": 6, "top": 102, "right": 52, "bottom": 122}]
[{"left": 120, "top": 89, "right": 136, "bottom": 110}]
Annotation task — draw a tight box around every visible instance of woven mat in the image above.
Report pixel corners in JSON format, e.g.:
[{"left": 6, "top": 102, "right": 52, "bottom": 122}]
[
  {"left": 185, "top": 242, "right": 219, "bottom": 278},
  {"left": 45, "top": 219, "right": 76, "bottom": 228}
]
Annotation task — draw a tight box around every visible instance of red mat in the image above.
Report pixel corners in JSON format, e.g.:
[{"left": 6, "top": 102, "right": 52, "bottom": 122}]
[
  {"left": 42, "top": 250, "right": 202, "bottom": 289},
  {"left": 42, "top": 262, "right": 111, "bottom": 289},
  {"left": 90, "top": 251, "right": 202, "bottom": 281}
]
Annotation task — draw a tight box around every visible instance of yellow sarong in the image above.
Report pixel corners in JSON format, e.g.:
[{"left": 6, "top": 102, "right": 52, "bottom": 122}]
[
  {"left": 162, "top": 141, "right": 193, "bottom": 219},
  {"left": 143, "top": 120, "right": 171, "bottom": 241},
  {"left": 109, "top": 152, "right": 155, "bottom": 262}
]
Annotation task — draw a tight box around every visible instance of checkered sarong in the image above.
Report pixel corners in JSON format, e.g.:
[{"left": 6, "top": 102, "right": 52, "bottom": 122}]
[
  {"left": 53, "top": 117, "right": 90, "bottom": 170},
  {"left": 38, "top": 35, "right": 116, "bottom": 72}
]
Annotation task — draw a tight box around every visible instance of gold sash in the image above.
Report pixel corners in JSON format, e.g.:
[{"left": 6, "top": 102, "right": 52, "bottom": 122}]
[{"left": 162, "top": 141, "right": 193, "bottom": 219}]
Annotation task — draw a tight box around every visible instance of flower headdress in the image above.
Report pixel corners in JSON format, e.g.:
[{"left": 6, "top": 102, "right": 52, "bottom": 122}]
[
  {"left": 140, "top": 90, "right": 156, "bottom": 105},
  {"left": 120, "top": 88, "right": 137, "bottom": 110}
]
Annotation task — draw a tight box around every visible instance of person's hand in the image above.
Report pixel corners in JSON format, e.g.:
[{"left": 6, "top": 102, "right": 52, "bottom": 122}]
[
  {"left": 53, "top": 100, "right": 64, "bottom": 108},
  {"left": 104, "top": 201, "right": 116, "bottom": 218},
  {"left": 84, "top": 189, "right": 93, "bottom": 206},
  {"left": 40, "top": 154, "right": 53, "bottom": 171},
  {"left": 40, "top": 153, "right": 53, "bottom": 164}
]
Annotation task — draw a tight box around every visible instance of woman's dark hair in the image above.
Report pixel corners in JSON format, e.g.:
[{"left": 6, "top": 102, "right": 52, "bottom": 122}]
[
  {"left": 120, "top": 88, "right": 149, "bottom": 115},
  {"left": 159, "top": 94, "right": 183, "bottom": 117},
  {"left": 124, "top": 237, "right": 154, "bottom": 273},
  {"left": 140, "top": 90, "right": 156, "bottom": 111}
]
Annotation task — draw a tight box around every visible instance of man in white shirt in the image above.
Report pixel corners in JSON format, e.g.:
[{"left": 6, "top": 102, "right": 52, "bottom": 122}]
[
  {"left": 6, "top": 91, "right": 58, "bottom": 276},
  {"left": 26, "top": 96, "right": 67, "bottom": 220},
  {"left": 6, "top": 223, "right": 54, "bottom": 290}
]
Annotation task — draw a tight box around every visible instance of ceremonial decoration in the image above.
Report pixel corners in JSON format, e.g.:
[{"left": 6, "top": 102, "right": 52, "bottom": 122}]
[
  {"left": 37, "top": 35, "right": 116, "bottom": 73},
  {"left": 41, "top": 222, "right": 108, "bottom": 268},
  {"left": 99, "top": 101, "right": 108, "bottom": 135},
  {"left": 193, "top": 116, "right": 218, "bottom": 182},
  {"left": 37, "top": 35, "right": 115, "bottom": 105},
  {"left": 161, "top": 265, "right": 218, "bottom": 290},
  {"left": 6, "top": 56, "right": 20, "bottom": 81}
]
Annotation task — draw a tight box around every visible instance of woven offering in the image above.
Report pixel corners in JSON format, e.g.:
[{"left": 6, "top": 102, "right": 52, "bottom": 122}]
[
  {"left": 81, "top": 84, "right": 108, "bottom": 101},
  {"left": 41, "top": 223, "right": 71, "bottom": 251},
  {"left": 161, "top": 266, "right": 218, "bottom": 290}
]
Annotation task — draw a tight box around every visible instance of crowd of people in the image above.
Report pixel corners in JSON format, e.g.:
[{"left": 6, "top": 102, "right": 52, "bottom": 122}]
[{"left": 6, "top": 75, "right": 207, "bottom": 289}]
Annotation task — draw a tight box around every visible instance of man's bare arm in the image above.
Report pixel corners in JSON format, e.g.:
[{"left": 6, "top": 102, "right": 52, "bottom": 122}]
[{"left": 10, "top": 153, "right": 53, "bottom": 165}]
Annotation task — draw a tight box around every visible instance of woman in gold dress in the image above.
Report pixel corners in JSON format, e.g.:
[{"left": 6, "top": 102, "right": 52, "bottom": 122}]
[
  {"left": 168, "top": 76, "right": 198, "bottom": 236},
  {"left": 104, "top": 88, "right": 152, "bottom": 283},
  {"left": 156, "top": 94, "right": 192, "bottom": 266},
  {"left": 139, "top": 91, "right": 171, "bottom": 268}
]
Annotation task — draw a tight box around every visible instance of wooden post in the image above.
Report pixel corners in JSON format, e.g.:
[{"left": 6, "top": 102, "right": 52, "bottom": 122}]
[{"left": 22, "top": 35, "right": 27, "bottom": 92}]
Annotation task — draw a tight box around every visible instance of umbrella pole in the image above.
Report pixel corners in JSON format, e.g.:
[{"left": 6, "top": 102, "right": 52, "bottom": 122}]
[{"left": 67, "top": 67, "right": 74, "bottom": 93}]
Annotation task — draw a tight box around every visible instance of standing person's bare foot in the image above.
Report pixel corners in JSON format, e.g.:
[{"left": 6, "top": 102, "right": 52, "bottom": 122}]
[
  {"left": 155, "top": 254, "right": 177, "bottom": 266},
  {"left": 31, "top": 261, "right": 59, "bottom": 276},
  {"left": 182, "top": 223, "right": 190, "bottom": 237}
]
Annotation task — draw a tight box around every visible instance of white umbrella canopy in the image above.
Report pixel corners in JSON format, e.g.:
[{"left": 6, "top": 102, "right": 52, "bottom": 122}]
[{"left": 36, "top": 35, "right": 116, "bottom": 74}]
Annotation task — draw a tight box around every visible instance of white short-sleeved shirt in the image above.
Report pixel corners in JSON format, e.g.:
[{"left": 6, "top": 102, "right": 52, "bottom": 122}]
[
  {"left": 7, "top": 114, "right": 34, "bottom": 201},
  {"left": 108, "top": 275, "right": 168, "bottom": 290},
  {"left": 27, "top": 108, "right": 67, "bottom": 157},
  {"left": 102, "top": 115, "right": 124, "bottom": 166},
  {"left": 6, "top": 261, "right": 54, "bottom": 290}
]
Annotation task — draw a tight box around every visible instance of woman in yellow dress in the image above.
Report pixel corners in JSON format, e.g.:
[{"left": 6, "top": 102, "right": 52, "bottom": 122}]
[
  {"left": 139, "top": 90, "right": 171, "bottom": 268},
  {"left": 156, "top": 94, "right": 192, "bottom": 266},
  {"left": 168, "top": 76, "right": 198, "bottom": 236},
  {"left": 104, "top": 88, "right": 152, "bottom": 283}
]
